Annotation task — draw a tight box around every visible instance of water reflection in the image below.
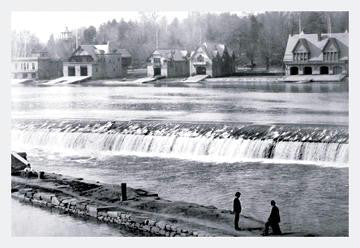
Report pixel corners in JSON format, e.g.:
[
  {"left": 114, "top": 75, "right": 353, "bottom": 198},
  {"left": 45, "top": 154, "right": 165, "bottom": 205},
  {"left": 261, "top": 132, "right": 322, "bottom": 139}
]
[{"left": 12, "top": 199, "right": 135, "bottom": 236}]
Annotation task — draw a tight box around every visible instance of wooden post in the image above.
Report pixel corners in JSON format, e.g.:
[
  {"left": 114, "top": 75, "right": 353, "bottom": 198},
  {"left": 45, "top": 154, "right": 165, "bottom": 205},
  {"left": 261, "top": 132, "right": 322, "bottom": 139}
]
[
  {"left": 38, "top": 171, "right": 45, "bottom": 179},
  {"left": 121, "top": 183, "right": 127, "bottom": 201}
]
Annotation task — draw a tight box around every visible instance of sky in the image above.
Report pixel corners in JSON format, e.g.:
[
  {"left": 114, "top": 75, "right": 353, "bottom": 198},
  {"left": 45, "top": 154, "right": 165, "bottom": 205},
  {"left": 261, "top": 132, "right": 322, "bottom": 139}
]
[{"left": 11, "top": 11, "right": 250, "bottom": 43}]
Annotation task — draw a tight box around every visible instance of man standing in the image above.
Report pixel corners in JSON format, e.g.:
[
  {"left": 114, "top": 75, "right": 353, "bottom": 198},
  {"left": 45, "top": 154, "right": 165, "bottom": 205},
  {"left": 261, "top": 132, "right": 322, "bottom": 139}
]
[
  {"left": 233, "top": 192, "right": 242, "bottom": 231},
  {"left": 263, "top": 200, "right": 282, "bottom": 236}
]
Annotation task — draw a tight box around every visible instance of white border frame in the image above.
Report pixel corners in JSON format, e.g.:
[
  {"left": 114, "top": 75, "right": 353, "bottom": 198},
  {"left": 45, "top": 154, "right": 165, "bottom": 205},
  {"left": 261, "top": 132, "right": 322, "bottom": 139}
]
[{"left": 1, "top": 1, "right": 359, "bottom": 247}]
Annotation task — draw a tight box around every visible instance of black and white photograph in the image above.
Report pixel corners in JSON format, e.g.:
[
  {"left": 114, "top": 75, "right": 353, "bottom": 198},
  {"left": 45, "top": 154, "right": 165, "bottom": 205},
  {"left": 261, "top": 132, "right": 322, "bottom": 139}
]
[{"left": 2, "top": 0, "right": 360, "bottom": 246}]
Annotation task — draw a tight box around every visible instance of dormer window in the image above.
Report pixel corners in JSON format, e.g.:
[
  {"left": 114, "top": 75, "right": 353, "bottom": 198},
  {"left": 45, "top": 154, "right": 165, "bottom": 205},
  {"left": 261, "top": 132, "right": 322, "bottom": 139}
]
[
  {"left": 323, "top": 51, "right": 339, "bottom": 61},
  {"left": 293, "top": 52, "right": 309, "bottom": 62},
  {"left": 292, "top": 38, "right": 310, "bottom": 62},
  {"left": 322, "top": 38, "right": 340, "bottom": 62}
]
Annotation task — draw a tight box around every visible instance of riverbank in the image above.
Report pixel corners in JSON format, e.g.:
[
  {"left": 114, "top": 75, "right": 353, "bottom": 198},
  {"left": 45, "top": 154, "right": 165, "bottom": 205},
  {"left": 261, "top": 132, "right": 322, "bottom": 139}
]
[{"left": 12, "top": 170, "right": 305, "bottom": 237}]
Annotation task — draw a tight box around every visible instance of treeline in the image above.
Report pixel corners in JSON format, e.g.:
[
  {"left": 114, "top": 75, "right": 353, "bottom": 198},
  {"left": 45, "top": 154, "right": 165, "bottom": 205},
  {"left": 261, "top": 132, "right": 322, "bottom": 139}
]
[{"left": 11, "top": 11, "right": 348, "bottom": 68}]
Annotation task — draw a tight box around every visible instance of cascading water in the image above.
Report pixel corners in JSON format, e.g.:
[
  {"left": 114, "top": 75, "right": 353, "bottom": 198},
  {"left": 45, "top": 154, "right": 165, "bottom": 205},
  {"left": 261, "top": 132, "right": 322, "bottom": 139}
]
[{"left": 12, "top": 120, "right": 349, "bottom": 165}]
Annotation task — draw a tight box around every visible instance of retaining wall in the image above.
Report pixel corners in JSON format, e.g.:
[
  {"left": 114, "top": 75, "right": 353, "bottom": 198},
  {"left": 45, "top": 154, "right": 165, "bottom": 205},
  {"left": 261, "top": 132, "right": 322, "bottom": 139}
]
[{"left": 11, "top": 188, "right": 208, "bottom": 237}]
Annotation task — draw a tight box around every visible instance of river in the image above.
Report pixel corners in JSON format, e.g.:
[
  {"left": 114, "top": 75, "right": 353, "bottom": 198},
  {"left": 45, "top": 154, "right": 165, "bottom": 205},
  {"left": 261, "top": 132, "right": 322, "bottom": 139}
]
[{"left": 11, "top": 79, "right": 349, "bottom": 236}]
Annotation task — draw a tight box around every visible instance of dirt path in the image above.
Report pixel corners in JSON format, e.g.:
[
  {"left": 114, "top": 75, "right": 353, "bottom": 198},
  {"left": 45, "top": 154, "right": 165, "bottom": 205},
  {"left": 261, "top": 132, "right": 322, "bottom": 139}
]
[{"left": 12, "top": 173, "right": 267, "bottom": 236}]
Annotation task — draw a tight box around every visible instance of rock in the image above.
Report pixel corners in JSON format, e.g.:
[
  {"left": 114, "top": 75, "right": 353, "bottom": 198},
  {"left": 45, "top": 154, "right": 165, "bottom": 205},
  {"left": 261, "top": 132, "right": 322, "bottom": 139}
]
[
  {"left": 151, "top": 227, "right": 160, "bottom": 234},
  {"left": 107, "top": 211, "right": 120, "bottom": 218},
  {"left": 51, "top": 196, "right": 60, "bottom": 205},
  {"left": 60, "top": 198, "right": 75, "bottom": 207},
  {"left": 98, "top": 211, "right": 108, "bottom": 217},
  {"left": 18, "top": 188, "right": 33, "bottom": 194},
  {"left": 75, "top": 201, "right": 88, "bottom": 211},
  {"left": 32, "top": 199, "right": 42, "bottom": 206},
  {"left": 33, "top": 193, "right": 42, "bottom": 200},
  {"left": 148, "top": 220, "right": 156, "bottom": 226},
  {"left": 39, "top": 193, "right": 55, "bottom": 203},
  {"left": 156, "top": 221, "right": 166, "bottom": 230},
  {"left": 143, "top": 225, "right": 151, "bottom": 232},
  {"left": 170, "top": 225, "right": 178, "bottom": 232},
  {"left": 12, "top": 192, "right": 24, "bottom": 201},
  {"left": 159, "top": 230, "right": 166, "bottom": 236},
  {"left": 131, "top": 216, "right": 146, "bottom": 224},
  {"left": 165, "top": 224, "right": 172, "bottom": 231},
  {"left": 86, "top": 205, "right": 99, "bottom": 217}
]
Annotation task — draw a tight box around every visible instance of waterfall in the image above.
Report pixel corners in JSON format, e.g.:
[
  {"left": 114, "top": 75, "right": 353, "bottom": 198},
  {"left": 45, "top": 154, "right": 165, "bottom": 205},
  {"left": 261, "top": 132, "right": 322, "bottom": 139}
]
[{"left": 11, "top": 120, "right": 349, "bottom": 165}]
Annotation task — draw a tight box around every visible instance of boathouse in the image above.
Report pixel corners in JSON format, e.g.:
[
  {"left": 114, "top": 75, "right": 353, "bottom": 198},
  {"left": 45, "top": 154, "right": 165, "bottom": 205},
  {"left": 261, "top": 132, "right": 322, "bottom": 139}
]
[
  {"left": 283, "top": 31, "right": 349, "bottom": 76},
  {"left": 189, "top": 42, "right": 235, "bottom": 77},
  {"left": 11, "top": 50, "right": 63, "bottom": 80},
  {"left": 63, "top": 42, "right": 128, "bottom": 79},
  {"left": 147, "top": 49, "right": 190, "bottom": 78}
]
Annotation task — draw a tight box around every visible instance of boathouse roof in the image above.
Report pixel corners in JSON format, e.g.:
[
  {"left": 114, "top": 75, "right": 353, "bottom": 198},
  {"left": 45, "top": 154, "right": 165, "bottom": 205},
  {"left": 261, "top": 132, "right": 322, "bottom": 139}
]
[{"left": 283, "top": 32, "right": 349, "bottom": 62}]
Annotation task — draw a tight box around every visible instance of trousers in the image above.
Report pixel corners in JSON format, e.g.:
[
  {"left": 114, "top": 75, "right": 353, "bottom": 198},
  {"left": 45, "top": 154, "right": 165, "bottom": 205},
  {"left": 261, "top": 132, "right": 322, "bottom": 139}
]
[
  {"left": 234, "top": 212, "right": 240, "bottom": 230},
  {"left": 264, "top": 221, "right": 282, "bottom": 235}
]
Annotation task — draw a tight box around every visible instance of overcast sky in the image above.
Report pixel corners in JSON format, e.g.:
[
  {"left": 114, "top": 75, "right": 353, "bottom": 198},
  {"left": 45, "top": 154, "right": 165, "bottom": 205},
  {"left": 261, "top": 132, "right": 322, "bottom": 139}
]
[{"left": 11, "top": 11, "right": 251, "bottom": 43}]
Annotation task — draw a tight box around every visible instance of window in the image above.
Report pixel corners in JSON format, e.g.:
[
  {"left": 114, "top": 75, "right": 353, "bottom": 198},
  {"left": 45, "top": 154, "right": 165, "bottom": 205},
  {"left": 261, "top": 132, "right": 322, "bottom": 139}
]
[
  {"left": 31, "top": 73, "right": 36, "bottom": 78},
  {"left": 294, "top": 52, "right": 309, "bottom": 62},
  {"left": 32, "top": 63, "right": 35, "bottom": 70},
  {"left": 153, "top": 58, "right": 161, "bottom": 64},
  {"left": 324, "top": 52, "right": 338, "bottom": 62},
  {"left": 197, "top": 55, "right": 204, "bottom": 62},
  {"left": 14, "top": 63, "right": 18, "bottom": 70}
]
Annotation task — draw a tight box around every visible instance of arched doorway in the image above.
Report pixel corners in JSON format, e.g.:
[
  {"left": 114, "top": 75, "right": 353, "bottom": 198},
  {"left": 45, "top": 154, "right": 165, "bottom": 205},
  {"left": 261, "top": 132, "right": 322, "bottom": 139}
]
[
  {"left": 290, "top": 66, "right": 299, "bottom": 75},
  {"left": 333, "top": 66, "right": 343, "bottom": 74},
  {"left": 320, "top": 66, "right": 329, "bottom": 74},
  {"left": 196, "top": 66, "right": 207, "bottom": 75},
  {"left": 303, "top": 66, "right": 312, "bottom": 75},
  {"left": 153, "top": 67, "right": 161, "bottom": 76}
]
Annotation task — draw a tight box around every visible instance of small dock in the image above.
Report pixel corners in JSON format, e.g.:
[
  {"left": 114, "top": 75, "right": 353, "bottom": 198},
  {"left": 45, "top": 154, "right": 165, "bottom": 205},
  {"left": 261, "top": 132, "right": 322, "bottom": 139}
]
[
  {"left": 43, "top": 76, "right": 91, "bottom": 85},
  {"left": 183, "top": 75, "right": 209, "bottom": 83},
  {"left": 132, "top": 75, "right": 166, "bottom": 84},
  {"left": 11, "top": 79, "right": 33, "bottom": 84},
  {"left": 282, "top": 74, "right": 346, "bottom": 82}
]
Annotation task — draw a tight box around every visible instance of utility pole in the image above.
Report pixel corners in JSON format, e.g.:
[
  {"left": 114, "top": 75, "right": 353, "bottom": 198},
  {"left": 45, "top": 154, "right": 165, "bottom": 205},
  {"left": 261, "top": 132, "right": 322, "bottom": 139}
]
[
  {"left": 155, "top": 28, "right": 159, "bottom": 49},
  {"left": 327, "top": 14, "right": 332, "bottom": 37}
]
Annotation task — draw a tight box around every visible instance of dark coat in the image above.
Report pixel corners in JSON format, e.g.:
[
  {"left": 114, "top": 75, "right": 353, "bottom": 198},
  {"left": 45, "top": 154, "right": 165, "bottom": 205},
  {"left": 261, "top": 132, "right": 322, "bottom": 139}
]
[
  {"left": 268, "top": 206, "right": 281, "bottom": 223},
  {"left": 233, "top": 198, "right": 241, "bottom": 213}
]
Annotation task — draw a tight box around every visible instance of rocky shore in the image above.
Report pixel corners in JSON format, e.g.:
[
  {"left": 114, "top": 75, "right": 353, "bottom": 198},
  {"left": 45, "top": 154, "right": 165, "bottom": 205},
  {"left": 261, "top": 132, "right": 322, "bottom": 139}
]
[{"left": 11, "top": 169, "right": 267, "bottom": 237}]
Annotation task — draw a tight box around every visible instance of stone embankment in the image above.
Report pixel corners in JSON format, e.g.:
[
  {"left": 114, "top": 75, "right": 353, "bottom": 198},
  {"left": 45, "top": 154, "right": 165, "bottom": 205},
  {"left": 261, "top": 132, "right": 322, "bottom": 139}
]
[{"left": 11, "top": 169, "right": 265, "bottom": 237}]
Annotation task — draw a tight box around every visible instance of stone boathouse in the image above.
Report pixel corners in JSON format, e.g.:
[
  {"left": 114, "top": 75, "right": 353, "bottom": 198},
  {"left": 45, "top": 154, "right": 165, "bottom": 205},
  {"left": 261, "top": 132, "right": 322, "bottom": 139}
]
[
  {"left": 189, "top": 42, "right": 235, "bottom": 77},
  {"left": 147, "top": 49, "right": 190, "bottom": 78},
  {"left": 11, "top": 50, "right": 63, "bottom": 80},
  {"left": 63, "top": 42, "right": 129, "bottom": 79},
  {"left": 283, "top": 31, "right": 349, "bottom": 76}
]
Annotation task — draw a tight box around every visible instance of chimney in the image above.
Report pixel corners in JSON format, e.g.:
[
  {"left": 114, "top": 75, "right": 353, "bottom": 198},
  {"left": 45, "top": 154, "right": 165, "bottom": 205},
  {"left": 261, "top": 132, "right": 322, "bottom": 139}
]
[{"left": 317, "top": 33, "right": 322, "bottom": 41}]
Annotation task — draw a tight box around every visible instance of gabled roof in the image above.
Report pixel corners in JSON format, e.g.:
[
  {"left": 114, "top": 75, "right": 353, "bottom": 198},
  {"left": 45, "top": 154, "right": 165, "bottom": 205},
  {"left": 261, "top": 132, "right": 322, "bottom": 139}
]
[
  {"left": 292, "top": 38, "right": 310, "bottom": 53},
  {"left": 191, "top": 42, "right": 232, "bottom": 60},
  {"left": 70, "top": 43, "right": 113, "bottom": 60},
  {"left": 150, "top": 49, "right": 189, "bottom": 61},
  {"left": 284, "top": 32, "right": 348, "bottom": 62},
  {"left": 322, "top": 37, "right": 340, "bottom": 52}
]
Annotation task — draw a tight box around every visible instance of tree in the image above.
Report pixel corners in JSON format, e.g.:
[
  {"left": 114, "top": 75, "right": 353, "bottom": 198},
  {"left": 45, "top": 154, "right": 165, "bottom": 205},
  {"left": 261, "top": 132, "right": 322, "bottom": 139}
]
[
  {"left": 245, "top": 15, "right": 262, "bottom": 67},
  {"left": 83, "top": 26, "right": 97, "bottom": 44}
]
